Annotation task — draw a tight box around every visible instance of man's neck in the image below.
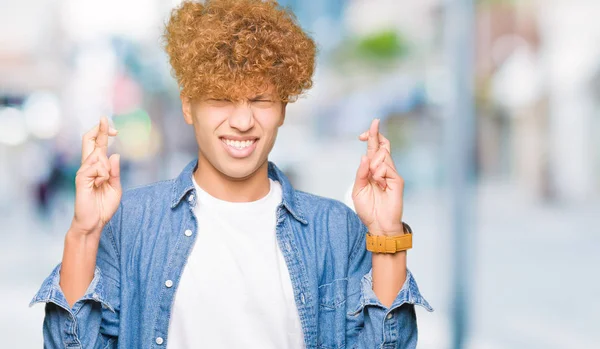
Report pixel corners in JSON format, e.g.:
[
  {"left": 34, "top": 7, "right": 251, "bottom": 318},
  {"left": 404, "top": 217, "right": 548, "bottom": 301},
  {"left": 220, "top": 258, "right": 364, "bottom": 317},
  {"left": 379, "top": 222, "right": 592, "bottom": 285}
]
[{"left": 193, "top": 155, "right": 271, "bottom": 203}]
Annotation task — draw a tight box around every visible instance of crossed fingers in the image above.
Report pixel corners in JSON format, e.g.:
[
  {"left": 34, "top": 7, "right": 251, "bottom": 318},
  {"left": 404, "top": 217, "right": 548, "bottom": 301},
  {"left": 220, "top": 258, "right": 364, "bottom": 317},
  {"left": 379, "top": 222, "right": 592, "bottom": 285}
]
[
  {"left": 81, "top": 116, "right": 118, "bottom": 164},
  {"left": 359, "top": 118, "right": 396, "bottom": 175}
]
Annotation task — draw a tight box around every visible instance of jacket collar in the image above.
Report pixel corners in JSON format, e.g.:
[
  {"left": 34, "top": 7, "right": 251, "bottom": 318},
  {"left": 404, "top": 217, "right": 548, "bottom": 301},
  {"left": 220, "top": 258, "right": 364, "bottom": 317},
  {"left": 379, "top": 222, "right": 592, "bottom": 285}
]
[{"left": 170, "top": 158, "right": 308, "bottom": 224}]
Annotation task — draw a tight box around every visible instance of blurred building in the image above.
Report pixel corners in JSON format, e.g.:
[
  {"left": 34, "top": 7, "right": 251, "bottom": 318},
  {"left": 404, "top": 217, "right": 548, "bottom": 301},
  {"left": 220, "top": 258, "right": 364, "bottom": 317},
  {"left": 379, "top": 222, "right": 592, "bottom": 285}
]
[{"left": 1, "top": 0, "right": 599, "bottom": 348}]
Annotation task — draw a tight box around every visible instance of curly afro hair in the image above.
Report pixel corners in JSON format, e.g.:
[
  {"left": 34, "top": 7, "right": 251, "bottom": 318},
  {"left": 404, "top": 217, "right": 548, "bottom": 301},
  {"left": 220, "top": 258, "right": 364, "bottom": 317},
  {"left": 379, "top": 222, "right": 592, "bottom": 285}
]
[{"left": 163, "top": 0, "right": 316, "bottom": 103}]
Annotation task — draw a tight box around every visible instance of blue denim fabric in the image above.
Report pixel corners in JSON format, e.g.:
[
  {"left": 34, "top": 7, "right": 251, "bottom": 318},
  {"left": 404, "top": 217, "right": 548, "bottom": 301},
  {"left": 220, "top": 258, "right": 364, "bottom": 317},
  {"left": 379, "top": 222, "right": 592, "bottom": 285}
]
[{"left": 30, "top": 159, "right": 432, "bottom": 349}]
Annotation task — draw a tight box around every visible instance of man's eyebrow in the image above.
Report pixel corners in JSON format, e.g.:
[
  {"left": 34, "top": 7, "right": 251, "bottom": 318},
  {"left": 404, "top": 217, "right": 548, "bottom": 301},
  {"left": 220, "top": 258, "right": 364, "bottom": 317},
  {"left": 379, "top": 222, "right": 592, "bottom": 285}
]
[{"left": 250, "top": 94, "right": 271, "bottom": 99}]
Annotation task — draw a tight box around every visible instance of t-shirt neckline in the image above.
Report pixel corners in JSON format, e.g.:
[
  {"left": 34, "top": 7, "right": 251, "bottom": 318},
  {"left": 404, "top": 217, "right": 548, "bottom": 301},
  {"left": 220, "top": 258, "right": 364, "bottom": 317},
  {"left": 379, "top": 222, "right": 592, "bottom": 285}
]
[{"left": 191, "top": 175, "right": 281, "bottom": 212}]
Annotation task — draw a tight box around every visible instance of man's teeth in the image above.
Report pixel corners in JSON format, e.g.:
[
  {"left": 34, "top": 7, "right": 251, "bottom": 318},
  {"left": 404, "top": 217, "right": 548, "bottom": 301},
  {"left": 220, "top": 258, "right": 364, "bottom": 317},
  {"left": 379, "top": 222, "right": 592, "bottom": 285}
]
[{"left": 223, "top": 139, "right": 255, "bottom": 149}]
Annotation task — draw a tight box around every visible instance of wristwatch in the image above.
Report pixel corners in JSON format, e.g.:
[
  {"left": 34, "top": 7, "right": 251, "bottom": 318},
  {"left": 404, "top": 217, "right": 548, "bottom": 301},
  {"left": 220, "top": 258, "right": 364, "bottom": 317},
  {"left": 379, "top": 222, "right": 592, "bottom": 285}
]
[{"left": 365, "top": 222, "right": 413, "bottom": 254}]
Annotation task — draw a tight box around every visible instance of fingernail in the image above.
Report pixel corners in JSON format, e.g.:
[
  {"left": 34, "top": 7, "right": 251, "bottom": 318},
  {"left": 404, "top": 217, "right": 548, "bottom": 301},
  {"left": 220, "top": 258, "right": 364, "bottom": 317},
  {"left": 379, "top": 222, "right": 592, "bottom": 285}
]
[{"left": 109, "top": 127, "right": 118, "bottom": 133}]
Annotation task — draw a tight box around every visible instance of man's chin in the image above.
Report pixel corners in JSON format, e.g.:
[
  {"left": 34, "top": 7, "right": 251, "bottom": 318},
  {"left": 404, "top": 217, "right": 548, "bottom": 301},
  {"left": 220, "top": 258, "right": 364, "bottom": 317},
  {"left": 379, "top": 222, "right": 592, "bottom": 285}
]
[{"left": 217, "top": 159, "right": 265, "bottom": 181}]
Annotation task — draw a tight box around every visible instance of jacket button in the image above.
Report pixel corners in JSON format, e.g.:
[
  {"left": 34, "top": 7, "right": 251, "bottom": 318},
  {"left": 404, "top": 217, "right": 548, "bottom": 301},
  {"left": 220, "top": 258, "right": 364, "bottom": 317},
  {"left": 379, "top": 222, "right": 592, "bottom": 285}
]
[
  {"left": 300, "top": 293, "right": 305, "bottom": 304},
  {"left": 184, "top": 229, "right": 192, "bottom": 237},
  {"left": 155, "top": 337, "right": 164, "bottom": 345},
  {"left": 165, "top": 280, "right": 173, "bottom": 288}
]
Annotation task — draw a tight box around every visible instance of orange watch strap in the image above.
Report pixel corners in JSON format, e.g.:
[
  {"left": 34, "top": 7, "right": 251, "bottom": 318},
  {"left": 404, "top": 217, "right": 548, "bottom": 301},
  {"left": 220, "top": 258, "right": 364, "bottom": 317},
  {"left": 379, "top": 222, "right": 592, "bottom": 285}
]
[{"left": 365, "top": 231, "right": 412, "bottom": 253}]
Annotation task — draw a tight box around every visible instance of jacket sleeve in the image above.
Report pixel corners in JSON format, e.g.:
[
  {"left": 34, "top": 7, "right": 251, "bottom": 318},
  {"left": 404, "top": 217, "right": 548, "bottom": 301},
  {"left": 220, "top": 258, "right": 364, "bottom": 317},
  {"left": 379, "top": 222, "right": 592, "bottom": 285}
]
[
  {"left": 345, "top": 210, "right": 433, "bottom": 349},
  {"left": 29, "top": 207, "right": 122, "bottom": 349}
]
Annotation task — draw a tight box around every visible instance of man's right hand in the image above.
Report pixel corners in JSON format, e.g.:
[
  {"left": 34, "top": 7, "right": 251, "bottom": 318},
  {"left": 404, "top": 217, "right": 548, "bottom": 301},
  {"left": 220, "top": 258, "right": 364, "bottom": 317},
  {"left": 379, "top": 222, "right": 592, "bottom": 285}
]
[
  {"left": 60, "top": 116, "right": 121, "bottom": 307},
  {"left": 71, "top": 116, "right": 121, "bottom": 237}
]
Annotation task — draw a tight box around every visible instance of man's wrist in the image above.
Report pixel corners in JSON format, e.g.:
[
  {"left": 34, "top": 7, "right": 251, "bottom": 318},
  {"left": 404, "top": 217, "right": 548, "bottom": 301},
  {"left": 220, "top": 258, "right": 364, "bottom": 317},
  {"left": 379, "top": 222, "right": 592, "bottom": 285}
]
[
  {"left": 367, "top": 222, "right": 407, "bottom": 237},
  {"left": 65, "top": 227, "right": 101, "bottom": 250}
]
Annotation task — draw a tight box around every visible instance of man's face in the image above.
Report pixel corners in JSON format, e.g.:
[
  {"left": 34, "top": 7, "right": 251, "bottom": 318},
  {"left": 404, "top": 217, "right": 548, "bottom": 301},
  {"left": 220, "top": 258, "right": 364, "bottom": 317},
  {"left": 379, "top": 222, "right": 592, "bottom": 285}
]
[{"left": 182, "top": 87, "right": 286, "bottom": 180}]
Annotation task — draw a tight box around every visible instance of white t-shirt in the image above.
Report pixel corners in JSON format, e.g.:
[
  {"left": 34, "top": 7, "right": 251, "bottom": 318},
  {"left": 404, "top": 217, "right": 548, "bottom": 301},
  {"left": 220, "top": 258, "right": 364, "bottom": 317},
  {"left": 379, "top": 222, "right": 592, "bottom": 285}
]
[{"left": 166, "top": 176, "right": 305, "bottom": 349}]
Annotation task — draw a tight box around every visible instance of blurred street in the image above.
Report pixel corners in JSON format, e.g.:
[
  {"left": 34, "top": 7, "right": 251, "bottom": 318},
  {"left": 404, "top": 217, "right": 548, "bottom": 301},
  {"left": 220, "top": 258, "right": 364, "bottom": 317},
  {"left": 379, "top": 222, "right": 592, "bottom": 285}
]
[{"left": 2, "top": 0, "right": 600, "bottom": 347}]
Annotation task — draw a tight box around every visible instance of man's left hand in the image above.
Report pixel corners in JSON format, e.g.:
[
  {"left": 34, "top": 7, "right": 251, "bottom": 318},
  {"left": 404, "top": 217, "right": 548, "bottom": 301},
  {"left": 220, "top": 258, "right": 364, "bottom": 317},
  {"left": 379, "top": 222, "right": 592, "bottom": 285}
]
[{"left": 352, "top": 119, "right": 405, "bottom": 237}]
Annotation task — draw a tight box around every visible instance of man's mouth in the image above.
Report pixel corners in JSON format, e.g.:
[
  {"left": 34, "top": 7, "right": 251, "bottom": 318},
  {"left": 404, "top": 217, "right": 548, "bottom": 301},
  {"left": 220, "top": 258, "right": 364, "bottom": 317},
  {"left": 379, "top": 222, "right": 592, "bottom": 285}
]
[
  {"left": 219, "top": 137, "right": 259, "bottom": 158},
  {"left": 221, "top": 138, "right": 257, "bottom": 150}
]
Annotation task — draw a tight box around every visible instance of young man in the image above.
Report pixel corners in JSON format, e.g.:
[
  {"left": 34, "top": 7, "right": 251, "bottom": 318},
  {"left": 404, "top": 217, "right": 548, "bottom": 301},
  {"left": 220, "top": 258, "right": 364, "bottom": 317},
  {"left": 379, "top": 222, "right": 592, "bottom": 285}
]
[{"left": 31, "top": 0, "right": 431, "bottom": 348}]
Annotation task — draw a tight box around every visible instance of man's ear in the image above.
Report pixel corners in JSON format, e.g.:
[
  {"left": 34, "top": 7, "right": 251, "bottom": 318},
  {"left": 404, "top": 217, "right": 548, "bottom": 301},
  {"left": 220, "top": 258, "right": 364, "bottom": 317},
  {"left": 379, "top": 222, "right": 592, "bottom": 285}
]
[
  {"left": 278, "top": 102, "right": 287, "bottom": 127},
  {"left": 181, "top": 94, "right": 193, "bottom": 125}
]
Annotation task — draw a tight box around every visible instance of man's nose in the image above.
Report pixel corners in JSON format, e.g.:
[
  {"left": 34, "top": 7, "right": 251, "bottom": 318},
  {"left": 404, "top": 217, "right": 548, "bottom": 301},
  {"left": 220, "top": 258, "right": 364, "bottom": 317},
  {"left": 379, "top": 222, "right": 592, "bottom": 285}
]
[{"left": 228, "top": 102, "right": 255, "bottom": 132}]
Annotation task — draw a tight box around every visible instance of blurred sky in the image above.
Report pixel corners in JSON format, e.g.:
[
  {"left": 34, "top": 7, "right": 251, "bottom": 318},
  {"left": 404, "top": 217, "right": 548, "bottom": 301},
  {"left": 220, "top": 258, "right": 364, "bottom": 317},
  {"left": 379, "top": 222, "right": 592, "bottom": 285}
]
[{"left": 1, "top": 0, "right": 599, "bottom": 348}]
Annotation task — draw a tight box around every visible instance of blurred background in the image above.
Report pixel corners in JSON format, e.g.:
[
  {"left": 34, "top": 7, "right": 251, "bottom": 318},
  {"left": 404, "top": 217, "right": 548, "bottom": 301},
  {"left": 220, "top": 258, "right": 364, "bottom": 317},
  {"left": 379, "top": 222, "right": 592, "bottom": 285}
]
[{"left": 1, "top": 0, "right": 599, "bottom": 348}]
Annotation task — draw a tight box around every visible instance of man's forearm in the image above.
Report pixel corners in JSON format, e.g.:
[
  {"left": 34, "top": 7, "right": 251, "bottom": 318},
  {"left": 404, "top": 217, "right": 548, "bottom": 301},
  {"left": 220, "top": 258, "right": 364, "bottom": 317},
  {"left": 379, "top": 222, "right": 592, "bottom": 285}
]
[
  {"left": 59, "top": 228, "right": 100, "bottom": 308},
  {"left": 371, "top": 250, "right": 407, "bottom": 308}
]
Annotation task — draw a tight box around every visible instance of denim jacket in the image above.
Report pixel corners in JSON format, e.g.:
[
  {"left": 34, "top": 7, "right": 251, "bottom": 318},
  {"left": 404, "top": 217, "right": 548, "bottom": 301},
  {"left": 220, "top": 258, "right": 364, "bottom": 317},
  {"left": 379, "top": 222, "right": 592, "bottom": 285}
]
[{"left": 31, "top": 159, "right": 432, "bottom": 349}]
